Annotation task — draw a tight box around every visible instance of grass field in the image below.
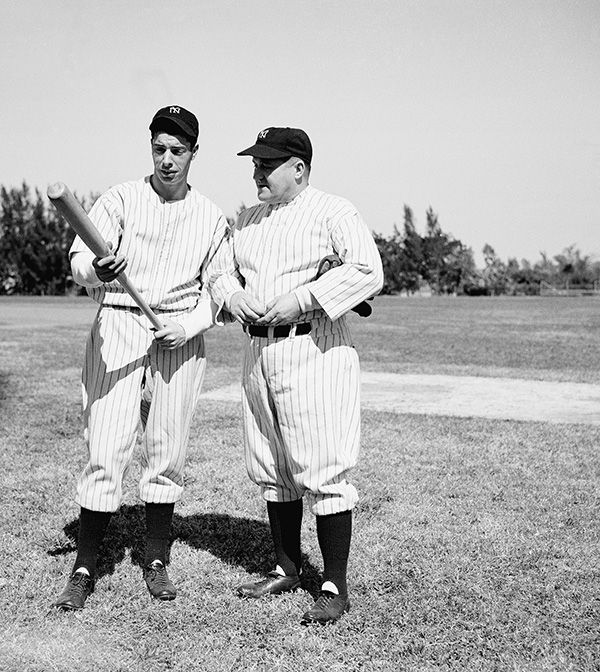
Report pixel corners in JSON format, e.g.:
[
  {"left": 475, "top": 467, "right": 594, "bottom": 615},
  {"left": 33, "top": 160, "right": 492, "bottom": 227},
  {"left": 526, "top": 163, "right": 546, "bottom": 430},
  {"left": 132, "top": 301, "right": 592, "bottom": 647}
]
[{"left": 0, "top": 295, "right": 599, "bottom": 671}]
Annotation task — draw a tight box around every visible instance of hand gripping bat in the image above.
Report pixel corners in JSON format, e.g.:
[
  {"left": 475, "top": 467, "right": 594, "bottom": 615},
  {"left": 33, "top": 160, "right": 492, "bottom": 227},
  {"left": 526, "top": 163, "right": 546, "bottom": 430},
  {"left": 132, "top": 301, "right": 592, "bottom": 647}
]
[{"left": 47, "top": 182, "right": 164, "bottom": 330}]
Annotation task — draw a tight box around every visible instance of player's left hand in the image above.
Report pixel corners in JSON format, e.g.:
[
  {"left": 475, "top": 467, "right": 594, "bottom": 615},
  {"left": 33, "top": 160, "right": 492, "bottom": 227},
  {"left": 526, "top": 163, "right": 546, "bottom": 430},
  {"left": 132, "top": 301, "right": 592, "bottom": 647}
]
[
  {"left": 255, "top": 293, "right": 302, "bottom": 326},
  {"left": 153, "top": 318, "right": 187, "bottom": 349}
]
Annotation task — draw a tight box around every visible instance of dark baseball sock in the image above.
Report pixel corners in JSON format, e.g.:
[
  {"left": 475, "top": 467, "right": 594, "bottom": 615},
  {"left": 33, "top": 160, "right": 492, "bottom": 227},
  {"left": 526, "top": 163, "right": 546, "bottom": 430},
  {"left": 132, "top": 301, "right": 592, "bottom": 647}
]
[
  {"left": 316, "top": 509, "right": 352, "bottom": 597},
  {"left": 72, "top": 507, "right": 113, "bottom": 577},
  {"left": 144, "top": 502, "right": 175, "bottom": 566},
  {"left": 267, "top": 499, "right": 303, "bottom": 577}
]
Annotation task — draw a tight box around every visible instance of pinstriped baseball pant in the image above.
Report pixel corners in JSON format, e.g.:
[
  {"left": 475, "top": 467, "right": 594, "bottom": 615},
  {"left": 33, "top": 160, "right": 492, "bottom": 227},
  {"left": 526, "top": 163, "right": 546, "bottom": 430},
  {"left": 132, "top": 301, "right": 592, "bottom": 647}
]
[
  {"left": 241, "top": 326, "right": 360, "bottom": 516},
  {"left": 76, "top": 306, "right": 206, "bottom": 512}
]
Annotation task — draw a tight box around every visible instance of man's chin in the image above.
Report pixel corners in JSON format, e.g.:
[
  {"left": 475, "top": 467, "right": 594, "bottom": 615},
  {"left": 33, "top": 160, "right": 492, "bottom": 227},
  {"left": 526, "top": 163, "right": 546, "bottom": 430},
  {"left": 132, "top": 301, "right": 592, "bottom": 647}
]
[{"left": 257, "top": 188, "right": 274, "bottom": 202}]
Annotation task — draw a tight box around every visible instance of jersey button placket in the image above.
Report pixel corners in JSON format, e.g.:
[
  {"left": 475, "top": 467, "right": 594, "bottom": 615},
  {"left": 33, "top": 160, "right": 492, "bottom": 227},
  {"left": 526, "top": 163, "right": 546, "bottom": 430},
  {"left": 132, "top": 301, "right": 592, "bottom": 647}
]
[{"left": 156, "top": 204, "right": 175, "bottom": 306}]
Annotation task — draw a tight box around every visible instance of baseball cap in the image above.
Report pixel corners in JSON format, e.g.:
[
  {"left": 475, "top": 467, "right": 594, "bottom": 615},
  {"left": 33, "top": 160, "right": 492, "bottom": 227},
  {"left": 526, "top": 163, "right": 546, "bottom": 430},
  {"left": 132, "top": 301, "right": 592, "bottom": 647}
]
[
  {"left": 237, "top": 127, "right": 312, "bottom": 164},
  {"left": 149, "top": 105, "right": 199, "bottom": 144}
]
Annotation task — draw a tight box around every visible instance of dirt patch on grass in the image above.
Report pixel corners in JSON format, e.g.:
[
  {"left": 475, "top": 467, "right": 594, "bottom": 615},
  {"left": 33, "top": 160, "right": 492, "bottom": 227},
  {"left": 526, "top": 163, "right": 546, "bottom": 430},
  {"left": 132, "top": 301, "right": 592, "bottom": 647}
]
[{"left": 201, "top": 372, "right": 600, "bottom": 426}]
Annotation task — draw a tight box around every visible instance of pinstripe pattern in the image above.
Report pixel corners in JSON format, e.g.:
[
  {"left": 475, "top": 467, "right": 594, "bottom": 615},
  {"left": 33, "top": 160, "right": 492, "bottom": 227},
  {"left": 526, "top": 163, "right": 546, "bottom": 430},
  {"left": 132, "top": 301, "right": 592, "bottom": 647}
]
[
  {"left": 210, "top": 185, "right": 384, "bottom": 515},
  {"left": 70, "top": 177, "right": 228, "bottom": 310},
  {"left": 72, "top": 178, "right": 226, "bottom": 512},
  {"left": 210, "top": 186, "right": 383, "bottom": 332},
  {"left": 242, "top": 330, "right": 360, "bottom": 515}
]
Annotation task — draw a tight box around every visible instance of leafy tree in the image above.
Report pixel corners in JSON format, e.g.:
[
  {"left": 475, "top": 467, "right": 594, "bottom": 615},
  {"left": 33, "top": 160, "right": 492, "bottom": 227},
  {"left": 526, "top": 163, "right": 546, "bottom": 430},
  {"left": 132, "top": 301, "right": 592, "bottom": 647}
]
[
  {"left": 554, "top": 244, "right": 594, "bottom": 286},
  {"left": 420, "top": 208, "right": 476, "bottom": 294},
  {"left": 0, "top": 181, "right": 91, "bottom": 295},
  {"left": 399, "top": 206, "right": 423, "bottom": 294},
  {"left": 481, "top": 244, "right": 509, "bottom": 295},
  {"left": 373, "top": 227, "right": 404, "bottom": 294}
]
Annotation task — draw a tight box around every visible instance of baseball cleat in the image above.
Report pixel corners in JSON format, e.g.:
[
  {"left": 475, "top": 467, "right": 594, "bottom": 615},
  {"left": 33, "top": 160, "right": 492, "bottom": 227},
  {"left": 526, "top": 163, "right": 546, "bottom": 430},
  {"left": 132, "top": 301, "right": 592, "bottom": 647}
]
[
  {"left": 143, "top": 560, "right": 176, "bottom": 600},
  {"left": 301, "top": 591, "right": 350, "bottom": 625},
  {"left": 52, "top": 570, "right": 94, "bottom": 610},
  {"left": 236, "top": 570, "right": 301, "bottom": 598}
]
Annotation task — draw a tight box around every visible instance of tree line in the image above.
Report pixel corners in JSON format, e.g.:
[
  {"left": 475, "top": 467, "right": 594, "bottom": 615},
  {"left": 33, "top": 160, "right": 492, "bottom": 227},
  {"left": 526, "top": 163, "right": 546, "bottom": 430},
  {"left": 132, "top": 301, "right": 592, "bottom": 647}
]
[
  {"left": 0, "top": 182, "right": 598, "bottom": 296},
  {"left": 373, "top": 205, "right": 599, "bottom": 295}
]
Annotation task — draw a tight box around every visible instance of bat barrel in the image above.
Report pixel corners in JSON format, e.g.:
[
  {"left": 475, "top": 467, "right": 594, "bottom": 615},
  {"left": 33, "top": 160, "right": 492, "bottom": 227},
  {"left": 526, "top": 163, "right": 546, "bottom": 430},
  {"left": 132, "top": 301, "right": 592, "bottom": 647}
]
[{"left": 47, "top": 181, "right": 164, "bottom": 331}]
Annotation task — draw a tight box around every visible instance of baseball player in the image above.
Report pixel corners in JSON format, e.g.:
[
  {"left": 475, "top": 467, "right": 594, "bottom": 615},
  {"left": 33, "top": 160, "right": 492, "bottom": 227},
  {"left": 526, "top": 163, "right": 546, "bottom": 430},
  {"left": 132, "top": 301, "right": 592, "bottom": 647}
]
[
  {"left": 52, "top": 105, "right": 227, "bottom": 610},
  {"left": 208, "top": 127, "right": 384, "bottom": 625}
]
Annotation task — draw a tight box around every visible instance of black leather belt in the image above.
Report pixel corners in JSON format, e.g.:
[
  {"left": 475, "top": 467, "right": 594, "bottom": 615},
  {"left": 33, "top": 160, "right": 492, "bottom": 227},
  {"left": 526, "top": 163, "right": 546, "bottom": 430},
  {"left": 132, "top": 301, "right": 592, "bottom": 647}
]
[
  {"left": 105, "top": 305, "right": 180, "bottom": 315},
  {"left": 244, "top": 323, "right": 311, "bottom": 338}
]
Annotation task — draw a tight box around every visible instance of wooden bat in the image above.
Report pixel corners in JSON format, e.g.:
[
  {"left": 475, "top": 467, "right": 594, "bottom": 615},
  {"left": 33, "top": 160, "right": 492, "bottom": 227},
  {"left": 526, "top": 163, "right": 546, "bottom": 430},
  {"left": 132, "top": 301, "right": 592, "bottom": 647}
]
[{"left": 47, "top": 182, "right": 164, "bottom": 330}]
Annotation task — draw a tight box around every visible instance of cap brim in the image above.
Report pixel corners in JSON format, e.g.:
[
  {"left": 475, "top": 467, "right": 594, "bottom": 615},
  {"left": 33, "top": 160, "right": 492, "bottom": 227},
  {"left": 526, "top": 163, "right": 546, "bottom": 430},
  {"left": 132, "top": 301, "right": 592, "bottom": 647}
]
[
  {"left": 150, "top": 117, "right": 197, "bottom": 141},
  {"left": 237, "top": 144, "right": 291, "bottom": 159}
]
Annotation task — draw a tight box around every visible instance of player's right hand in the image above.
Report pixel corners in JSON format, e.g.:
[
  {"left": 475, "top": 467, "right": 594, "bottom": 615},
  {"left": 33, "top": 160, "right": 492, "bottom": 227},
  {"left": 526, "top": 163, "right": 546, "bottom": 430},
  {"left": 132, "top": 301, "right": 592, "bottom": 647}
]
[
  {"left": 229, "top": 290, "right": 265, "bottom": 324},
  {"left": 93, "top": 242, "right": 128, "bottom": 283}
]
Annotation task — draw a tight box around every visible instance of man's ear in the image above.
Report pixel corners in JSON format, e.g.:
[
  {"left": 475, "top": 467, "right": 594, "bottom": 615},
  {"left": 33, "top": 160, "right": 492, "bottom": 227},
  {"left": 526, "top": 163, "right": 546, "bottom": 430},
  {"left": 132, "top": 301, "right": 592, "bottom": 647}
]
[{"left": 294, "top": 159, "right": 307, "bottom": 180}]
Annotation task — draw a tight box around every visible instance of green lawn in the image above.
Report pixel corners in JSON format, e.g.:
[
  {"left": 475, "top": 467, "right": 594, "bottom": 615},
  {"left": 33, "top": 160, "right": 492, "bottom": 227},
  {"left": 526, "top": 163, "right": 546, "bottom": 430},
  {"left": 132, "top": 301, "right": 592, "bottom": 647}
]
[{"left": 0, "top": 296, "right": 598, "bottom": 671}]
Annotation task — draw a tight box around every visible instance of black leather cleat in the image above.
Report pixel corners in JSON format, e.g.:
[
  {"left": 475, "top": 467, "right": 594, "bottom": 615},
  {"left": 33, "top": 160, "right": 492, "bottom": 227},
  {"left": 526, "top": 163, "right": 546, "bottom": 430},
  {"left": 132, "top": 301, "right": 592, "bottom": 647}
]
[
  {"left": 301, "top": 591, "right": 350, "bottom": 625},
  {"left": 143, "top": 560, "right": 176, "bottom": 600},
  {"left": 52, "top": 571, "right": 94, "bottom": 611},
  {"left": 236, "top": 571, "right": 301, "bottom": 598}
]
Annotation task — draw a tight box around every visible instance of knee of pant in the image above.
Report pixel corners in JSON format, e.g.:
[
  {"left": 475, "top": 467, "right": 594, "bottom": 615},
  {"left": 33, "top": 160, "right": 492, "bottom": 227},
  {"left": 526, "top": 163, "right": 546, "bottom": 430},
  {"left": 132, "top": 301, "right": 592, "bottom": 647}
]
[
  {"left": 306, "top": 488, "right": 358, "bottom": 516},
  {"left": 260, "top": 484, "right": 304, "bottom": 503}
]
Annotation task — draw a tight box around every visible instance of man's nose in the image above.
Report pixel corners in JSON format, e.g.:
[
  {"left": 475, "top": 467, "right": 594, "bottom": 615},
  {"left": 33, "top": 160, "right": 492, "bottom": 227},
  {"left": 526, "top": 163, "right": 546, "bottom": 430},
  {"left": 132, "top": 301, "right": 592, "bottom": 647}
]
[{"left": 161, "top": 151, "right": 173, "bottom": 166}]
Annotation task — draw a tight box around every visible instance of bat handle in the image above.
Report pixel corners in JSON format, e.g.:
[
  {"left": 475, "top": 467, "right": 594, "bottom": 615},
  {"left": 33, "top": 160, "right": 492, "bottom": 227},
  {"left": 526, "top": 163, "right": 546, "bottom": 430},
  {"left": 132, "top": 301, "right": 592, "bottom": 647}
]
[{"left": 116, "top": 275, "right": 164, "bottom": 330}]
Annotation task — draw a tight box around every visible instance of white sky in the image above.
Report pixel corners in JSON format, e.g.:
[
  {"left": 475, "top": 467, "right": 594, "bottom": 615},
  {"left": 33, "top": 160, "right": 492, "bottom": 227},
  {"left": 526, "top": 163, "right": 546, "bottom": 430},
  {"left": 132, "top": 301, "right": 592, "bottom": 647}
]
[{"left": 2, "top": 0, "right": 599, "bottom": 264}]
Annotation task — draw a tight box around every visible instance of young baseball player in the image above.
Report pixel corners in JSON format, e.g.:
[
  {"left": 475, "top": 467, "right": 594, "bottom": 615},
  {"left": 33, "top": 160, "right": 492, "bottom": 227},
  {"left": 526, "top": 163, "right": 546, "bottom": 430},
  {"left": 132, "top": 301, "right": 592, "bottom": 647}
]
[
  {"left": 208, "top": 127, "right": 384, "bottom": 625},
  {"left": 52, "top": 105, "right": 227, "bottom": 610}
]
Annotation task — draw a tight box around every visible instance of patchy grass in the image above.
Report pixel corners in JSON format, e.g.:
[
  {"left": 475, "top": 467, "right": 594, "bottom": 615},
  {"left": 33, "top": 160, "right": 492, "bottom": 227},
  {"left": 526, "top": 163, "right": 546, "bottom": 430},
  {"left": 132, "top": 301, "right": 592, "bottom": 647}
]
[
  {"left": 352, "top": 295, "right": 600, "bottom": 383},
  {"left": 0, "top": 295, "right": 598, "bottom": 671}
]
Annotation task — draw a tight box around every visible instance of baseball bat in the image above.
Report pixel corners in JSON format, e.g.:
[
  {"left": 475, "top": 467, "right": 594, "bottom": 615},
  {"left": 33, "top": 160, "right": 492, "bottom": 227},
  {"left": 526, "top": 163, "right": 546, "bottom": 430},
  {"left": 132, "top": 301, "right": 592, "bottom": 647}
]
[{"left": 47, "top": 182, "right": 164, "bottom": 330}]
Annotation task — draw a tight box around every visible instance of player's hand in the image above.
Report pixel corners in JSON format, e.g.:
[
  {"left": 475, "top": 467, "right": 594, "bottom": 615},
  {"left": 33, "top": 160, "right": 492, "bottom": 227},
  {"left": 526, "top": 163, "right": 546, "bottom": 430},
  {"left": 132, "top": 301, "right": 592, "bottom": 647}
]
[
  {"left": 229, "top": 291, "right": 265, "bottom": 324},
  {"left": 153, "top": 318, "right": 187, "bottom": 350},
  {"left": 315, "top": 254, "right": 342, "bottom": 278},
  {"left": 93, "top": 242, "right": 127, "bottom": 283},
  {"left": 255, "top": 293, "right": 302, "bottom": 326}
]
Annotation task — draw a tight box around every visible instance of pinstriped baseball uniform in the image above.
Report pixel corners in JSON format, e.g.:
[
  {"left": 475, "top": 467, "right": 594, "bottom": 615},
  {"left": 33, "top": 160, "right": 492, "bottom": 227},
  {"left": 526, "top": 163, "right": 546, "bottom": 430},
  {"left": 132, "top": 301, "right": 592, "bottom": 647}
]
[
  {"left": 209, "top": 185, "right": 384, "bottom": 516},
  {"left": 70, "top": 177, "right": 228, "bottom": 511}
]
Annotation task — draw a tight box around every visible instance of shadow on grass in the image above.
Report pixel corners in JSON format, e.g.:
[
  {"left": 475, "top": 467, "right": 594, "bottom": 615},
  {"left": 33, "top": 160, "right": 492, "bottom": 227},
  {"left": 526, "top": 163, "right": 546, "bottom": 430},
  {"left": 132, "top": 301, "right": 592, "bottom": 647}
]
[{"left": 48, "top": 504, "right": 322, "bottom": 595}]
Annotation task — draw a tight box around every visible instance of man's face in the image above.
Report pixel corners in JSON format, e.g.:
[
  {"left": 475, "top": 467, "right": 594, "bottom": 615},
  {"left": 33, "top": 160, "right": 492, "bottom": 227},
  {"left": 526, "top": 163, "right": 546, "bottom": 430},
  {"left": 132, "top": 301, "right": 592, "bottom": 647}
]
[
  {"left": 151, "top": 132, "right": 197, "bottom": 190},
  {"left": 252, "top": 157, "right": 299, "bottom": 203}
]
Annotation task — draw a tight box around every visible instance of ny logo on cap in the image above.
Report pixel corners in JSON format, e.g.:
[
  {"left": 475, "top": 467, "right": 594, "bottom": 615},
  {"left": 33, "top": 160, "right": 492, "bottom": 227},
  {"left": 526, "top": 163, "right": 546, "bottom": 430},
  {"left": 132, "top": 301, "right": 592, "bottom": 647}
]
[
  {"left": 169, "top": 107, "right": 181, "bottom": 114},
  {"left": 258, "top": 129, "right": 269, "bottom": 139}
]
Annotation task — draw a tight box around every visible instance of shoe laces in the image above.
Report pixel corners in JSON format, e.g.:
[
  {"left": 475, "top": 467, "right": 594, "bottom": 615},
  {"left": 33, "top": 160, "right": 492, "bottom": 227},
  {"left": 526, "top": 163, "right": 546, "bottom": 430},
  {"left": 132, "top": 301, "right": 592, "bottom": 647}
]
[
  {"left": 145, "top": 561, "right": 167, "bottom": 582},
  {"left": 265, "top": 570, "right": 285, "bottom": 580},
  {"left": 69, "top": 572, "right": 92, "bottom": 595},
  {"left": 314, "top": 590, "right": 336, "bottom": 608}
]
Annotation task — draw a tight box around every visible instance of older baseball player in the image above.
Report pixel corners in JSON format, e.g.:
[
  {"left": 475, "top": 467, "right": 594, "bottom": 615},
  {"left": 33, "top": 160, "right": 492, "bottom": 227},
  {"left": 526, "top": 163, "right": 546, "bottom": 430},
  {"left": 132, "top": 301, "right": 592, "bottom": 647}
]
[
  {"left": 209, "top": 127, "right": 384, "bottom": 625},
  {"left": 52, "top": 105, "right": 227, "bottom": 610}
]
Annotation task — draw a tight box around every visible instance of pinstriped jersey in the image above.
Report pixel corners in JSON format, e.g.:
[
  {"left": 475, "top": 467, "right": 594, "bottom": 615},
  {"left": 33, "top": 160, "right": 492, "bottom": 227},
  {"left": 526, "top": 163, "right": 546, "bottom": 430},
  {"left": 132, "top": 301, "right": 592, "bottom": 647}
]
[
  {"left": 70, "top": 177, "right": 229, "bottom": 311},
  {"left": 209, "top": 185, "right": 383, "bottom": 325}
]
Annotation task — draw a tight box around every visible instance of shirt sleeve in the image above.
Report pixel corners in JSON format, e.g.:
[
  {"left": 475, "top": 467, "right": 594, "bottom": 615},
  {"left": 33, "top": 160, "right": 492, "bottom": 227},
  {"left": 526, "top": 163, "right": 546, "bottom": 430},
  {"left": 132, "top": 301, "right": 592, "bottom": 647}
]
[
  {"left": 299, "top": 209, "right": 384, "bottom": 321},
  {"left": 176, "top": 212, "right": 236, "bottom": 331},
  {"left": 292, "top": 285, "right": 321, "bottom": 313},
  {"left": 207, "top": 215, "right": 247, "bottom": 312},
  {"left": 69, "top": 191, "right": 124, "bottom": 257},
  {"left": 175, "top": 294, "right": 219, "bottom": 339},
  {"left": 70, "top": 251, "right": 102, "bottom": 288}
]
